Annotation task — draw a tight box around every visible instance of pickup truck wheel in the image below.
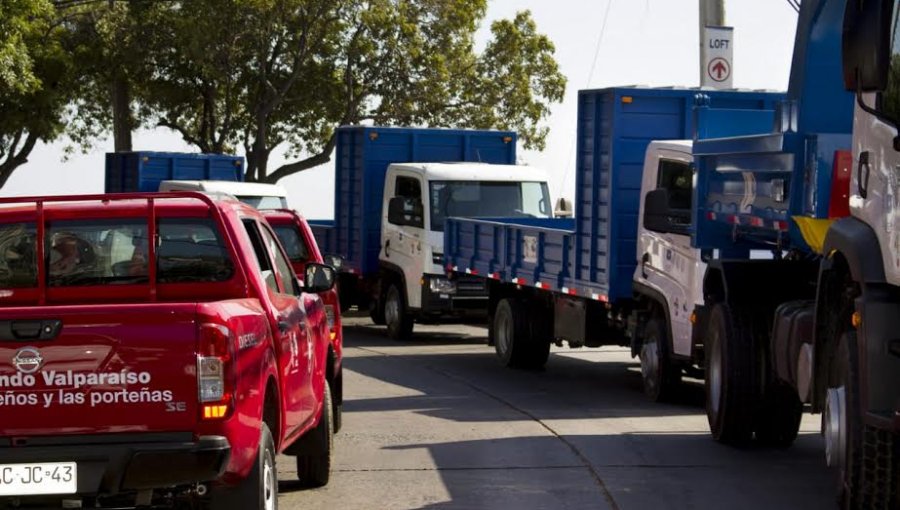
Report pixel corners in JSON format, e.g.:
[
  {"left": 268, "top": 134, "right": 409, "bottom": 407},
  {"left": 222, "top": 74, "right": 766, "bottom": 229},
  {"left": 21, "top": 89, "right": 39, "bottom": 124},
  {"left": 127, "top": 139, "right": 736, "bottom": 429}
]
[
  {"left": 384, "top": 283, "right": 414, "bottom": 340},
  {"left": 640, "top": 317, "right": 681, "bottom": 402},
  {"left": 296, "top": 381, "right": 334, "bottom": 488},
  {"left": 754, "top": 381, "right": 802, "bottom": 448},
  {"left": 705, "top": 303, "right": 756, "bottom": 446},
  {"left": 209, "top": 423, "right": 277, "bottom": 510}
]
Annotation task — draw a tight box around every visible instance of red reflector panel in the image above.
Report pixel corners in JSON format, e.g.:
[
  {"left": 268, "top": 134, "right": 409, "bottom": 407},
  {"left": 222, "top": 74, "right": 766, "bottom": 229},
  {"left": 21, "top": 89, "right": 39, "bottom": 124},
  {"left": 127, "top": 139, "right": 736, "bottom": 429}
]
[{"left": 829, "top": 150, "right": 852, "bottom": 218}]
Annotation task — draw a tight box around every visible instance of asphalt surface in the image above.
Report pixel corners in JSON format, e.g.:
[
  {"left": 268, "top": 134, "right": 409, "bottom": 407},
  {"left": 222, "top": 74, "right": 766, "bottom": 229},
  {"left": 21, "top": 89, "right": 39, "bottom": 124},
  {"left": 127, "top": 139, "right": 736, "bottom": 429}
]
[{"left": 276, "top": 315, "right": 836, "bottom": 510}]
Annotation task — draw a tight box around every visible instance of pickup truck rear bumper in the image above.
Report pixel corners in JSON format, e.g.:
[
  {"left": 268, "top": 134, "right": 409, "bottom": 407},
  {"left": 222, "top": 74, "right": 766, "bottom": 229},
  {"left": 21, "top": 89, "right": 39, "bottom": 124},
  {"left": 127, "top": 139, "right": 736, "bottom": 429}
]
[{"left": 0, "top": 432, "right": 229, "bottom": 499}]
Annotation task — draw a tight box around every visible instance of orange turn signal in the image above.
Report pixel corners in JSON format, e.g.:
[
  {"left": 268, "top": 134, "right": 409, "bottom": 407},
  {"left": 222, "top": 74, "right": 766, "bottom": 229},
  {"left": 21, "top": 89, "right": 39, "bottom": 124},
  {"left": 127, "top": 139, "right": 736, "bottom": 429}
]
[{"left": 203, "top": 405, "right": 228, "bottom": 419}]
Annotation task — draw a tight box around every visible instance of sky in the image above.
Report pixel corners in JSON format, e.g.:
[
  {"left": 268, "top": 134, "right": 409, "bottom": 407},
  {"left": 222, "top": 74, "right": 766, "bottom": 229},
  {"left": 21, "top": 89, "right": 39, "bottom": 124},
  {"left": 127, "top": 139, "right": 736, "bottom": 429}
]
[{"left": 2, "top": 0, "right": 800, "bottom": 219}]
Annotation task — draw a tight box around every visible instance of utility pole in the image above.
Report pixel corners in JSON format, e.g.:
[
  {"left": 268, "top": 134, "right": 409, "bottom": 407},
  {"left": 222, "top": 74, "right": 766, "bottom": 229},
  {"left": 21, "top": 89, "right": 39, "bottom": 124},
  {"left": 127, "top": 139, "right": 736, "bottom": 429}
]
[{"left": 699, "top": 0, "right": 726, "bottom": 84}]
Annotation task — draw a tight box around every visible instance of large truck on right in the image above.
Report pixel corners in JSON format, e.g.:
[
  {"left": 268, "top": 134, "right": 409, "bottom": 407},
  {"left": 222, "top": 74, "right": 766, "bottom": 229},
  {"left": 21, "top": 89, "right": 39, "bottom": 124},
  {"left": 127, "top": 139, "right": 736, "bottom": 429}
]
[{"left": 691, "top": 0, "right": 899, "bottom": 507}]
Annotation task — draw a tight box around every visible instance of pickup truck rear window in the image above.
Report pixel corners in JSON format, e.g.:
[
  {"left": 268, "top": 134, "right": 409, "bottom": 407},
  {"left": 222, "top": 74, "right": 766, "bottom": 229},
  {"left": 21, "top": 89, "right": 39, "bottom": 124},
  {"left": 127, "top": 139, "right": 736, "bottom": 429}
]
[
  {"left": 37, "top": 218, "right": 233, "bottom": 287},
  {"left": 0, "top": 222, "right": 37, "bottom": 288}
]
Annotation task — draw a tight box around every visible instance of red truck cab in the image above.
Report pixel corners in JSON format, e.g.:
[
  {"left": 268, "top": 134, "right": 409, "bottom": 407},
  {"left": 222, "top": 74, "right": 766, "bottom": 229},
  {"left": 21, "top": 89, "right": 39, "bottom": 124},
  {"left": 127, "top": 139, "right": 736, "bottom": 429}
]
[
  {"left": 0, "top": 192, "right": 335, "bottom": 509},
  {"left": 261, "top": 209, "right": 343, "bottom": 433}
]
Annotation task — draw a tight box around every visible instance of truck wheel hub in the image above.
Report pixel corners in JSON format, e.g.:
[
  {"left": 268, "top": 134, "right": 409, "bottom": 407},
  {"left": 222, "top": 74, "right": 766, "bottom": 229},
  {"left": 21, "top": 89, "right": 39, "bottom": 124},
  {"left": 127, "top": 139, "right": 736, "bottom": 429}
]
[
  {"left": 641, "top": 341, "right": 659, "bottom": 385},
  {"left": 385, "top": 292, "right": 400, "bottom": 326},
  {"left": 824, "top": 386, "right": 847, "bottom": 469}
]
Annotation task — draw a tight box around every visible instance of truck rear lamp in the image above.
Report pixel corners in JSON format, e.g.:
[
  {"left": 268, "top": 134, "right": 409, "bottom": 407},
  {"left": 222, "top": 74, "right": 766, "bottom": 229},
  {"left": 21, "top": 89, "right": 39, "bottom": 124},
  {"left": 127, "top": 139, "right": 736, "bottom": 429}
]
[
  {"left": 203, "top": 404, "right": 228, "bottom": 419},
  {"left": 198, "top": 357, "right": 225, "bottom": 402},
  {"left": 429, "top": 277, "right": 457, "bottom": 294},
  {"left": 324, "top": 304, "right": 337, "bottom": 340},
  {"left": 829, "top": 150, "right": 853, "bottom": 218}
]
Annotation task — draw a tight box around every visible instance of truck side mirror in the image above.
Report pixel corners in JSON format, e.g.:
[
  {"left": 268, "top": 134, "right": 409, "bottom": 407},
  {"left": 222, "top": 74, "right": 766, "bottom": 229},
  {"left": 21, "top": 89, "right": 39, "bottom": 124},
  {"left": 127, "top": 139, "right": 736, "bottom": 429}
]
[
  {"left": 388, "top": 196, "right": 424, "bottom": 228},
  {"left": 643, "top": 189, "right": 690, "bottom": 236},
  {"left": 304, "top": 263, "right": 336, "bottom": 293},
  {"left": 842, "top": 0, "right": 892, "bottom": 92}
]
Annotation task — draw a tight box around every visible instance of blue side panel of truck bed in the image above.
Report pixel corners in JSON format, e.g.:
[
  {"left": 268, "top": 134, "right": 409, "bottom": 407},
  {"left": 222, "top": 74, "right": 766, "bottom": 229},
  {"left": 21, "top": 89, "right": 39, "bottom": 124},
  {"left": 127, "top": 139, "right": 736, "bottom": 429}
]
[
  {"left": 319, "top": 126, "right": 516, "bottom": 276},
  {"left": 105, "top": 152, "right": 244, "bottom": 193},
  {"left": 446, "top": 87, "right": 785, "bottom": 303}
]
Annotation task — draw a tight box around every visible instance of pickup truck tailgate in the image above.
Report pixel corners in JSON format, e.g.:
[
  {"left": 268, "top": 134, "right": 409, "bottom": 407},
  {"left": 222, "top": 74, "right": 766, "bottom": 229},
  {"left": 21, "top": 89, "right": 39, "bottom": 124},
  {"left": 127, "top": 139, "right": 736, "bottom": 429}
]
[{"left": 0, "top": 304, "right": 200, "bottom": 437}]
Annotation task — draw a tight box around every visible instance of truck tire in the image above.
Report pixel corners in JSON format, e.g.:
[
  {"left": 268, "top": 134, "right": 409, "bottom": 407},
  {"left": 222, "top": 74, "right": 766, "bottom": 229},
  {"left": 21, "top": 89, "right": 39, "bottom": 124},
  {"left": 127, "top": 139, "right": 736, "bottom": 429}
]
[
  {"left": 493, "top": 299, "right": 549, "bottom": 369},
  {"left": 754, "top": 381, "right": 802, "bottom": 448},
  {"left": 384, "top": 283, "right": 414, "bottom": 339},
  {"left": 640, "top": 317, "right": 681, "bottom": 402},
  {"left": 705, "top": 303, "right": 757, "bottom": 445},
  {"left": 828, "top": 332, "right": 899, "bottom": 509},
  {"left": 296, "top": 381, "right": 334, "bottom": 488},
  {"left": 209, "top": 423, "right": 277, "bottom": 510},
  {"left": 369, "top": 298, "right": 386, "bottom": 326}
]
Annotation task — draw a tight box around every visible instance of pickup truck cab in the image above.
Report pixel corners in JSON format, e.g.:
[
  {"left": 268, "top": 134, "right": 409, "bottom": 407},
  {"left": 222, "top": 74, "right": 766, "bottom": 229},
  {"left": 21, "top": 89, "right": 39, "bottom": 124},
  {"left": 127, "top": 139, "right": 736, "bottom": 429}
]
[
  {"left": 0, "top": 192, "right": 336, "bottom": 509},
  {"left": 261, "top": 208, "right": 343, "bottom": 432}
]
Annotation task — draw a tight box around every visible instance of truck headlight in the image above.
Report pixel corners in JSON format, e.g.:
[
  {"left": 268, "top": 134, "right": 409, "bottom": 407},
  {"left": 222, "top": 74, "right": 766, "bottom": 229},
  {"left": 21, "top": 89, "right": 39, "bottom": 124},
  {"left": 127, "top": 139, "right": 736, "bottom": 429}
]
[{"left": 429, "top": 277, "right": 456, "bottom": 294}]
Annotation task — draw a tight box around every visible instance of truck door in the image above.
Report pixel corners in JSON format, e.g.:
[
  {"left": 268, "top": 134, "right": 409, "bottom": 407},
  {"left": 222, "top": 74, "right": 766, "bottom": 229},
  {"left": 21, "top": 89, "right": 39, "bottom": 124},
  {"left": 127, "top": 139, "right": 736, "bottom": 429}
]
[
  {"left": 382, "top": 174, "right": 426, "bottom": 309},
  {"left": 637, "top": 151, "right": 704, "bottom": 358},
  {"left": 242, "top": 219, "right": 315, "bottom": 433}
]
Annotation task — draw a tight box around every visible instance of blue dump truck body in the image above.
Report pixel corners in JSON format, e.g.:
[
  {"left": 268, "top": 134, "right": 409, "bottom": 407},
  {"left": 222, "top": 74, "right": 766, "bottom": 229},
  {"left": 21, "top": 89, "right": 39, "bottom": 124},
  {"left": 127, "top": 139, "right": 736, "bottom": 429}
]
[
  {"left": 445, "top": 87, "right": 785, "bottom": 303},
  {"left": 104, "top": 152, "right": 244, "bottom": 193},
  {"left": 691, "top": 0, "right": 854, "bottom": 252},
  {"left": 310, "top": 126, "right": 516, "bottom": 276}
]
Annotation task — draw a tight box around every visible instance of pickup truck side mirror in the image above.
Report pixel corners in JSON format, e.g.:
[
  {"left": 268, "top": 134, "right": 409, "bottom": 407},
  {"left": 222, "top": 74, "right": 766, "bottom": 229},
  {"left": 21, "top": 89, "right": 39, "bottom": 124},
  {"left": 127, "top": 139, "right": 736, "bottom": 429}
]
[
  {"left": 643, "top": 189, "right": 691, "bottom": 236},
  {"left": 304, "top": 263, "right": 336, "bottom": 293},
  {"left": 842, "top": 0, "right": 892, "bottom": 92},
  {"left": 388, "top": 196, "right": 424, "bottom": 228}
]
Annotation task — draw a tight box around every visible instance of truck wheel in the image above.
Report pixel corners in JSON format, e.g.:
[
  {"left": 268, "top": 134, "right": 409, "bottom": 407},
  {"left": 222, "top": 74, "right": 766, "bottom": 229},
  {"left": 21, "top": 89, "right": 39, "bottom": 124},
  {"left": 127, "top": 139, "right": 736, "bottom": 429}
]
[
  {"left": 384, "top": 283, "right": 413, "bottom": 340},
  {"left": 209, "top": 423, "right": 277, "bottom": 510},
  {"left": 493, "top": 298, "right": 548, "bottom": 369},
  {"left": 296, "top": 381, "right": 334, "bottom": 488},
  {"left": 826, "top": 332, "right": 899, "bottom": 508},
  {"left": 369, "top": 298, "right": 386, "bottom": 326},
  {"left": 754, "top": 381, "right": 802, "bottom": 448},
  {"left": 705, "top": 303, "right": 756, "bottom": 445},
  {"left": 640, "top": 317, "right": 681, "bottom": 402}
]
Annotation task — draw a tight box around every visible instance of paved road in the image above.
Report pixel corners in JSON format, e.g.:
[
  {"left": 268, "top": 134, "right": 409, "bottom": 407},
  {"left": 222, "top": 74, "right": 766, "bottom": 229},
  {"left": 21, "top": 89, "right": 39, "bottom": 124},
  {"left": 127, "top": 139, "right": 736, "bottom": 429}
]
[{"left": 277, "top": 316, "right": 836, "bottom": 510}]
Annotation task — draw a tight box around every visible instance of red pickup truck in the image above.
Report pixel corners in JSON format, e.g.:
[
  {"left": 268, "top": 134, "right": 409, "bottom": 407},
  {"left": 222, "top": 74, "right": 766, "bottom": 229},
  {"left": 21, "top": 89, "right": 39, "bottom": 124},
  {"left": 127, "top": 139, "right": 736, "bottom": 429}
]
[
  {"left": 0, "top": 192, "right": 336, "bottom": 509},
  {"left": 261, "top": 209, "right": 343, "bottom": 433}
]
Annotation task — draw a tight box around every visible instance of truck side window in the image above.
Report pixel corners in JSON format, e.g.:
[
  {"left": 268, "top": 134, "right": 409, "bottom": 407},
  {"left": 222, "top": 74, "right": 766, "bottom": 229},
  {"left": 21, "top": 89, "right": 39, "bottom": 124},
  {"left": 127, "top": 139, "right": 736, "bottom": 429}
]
[
  {"left": 272, "top": 225, "right": 310, "bottom": 262},
  {"left": 260, "top": 225, "right": 301, "bottom": 296},
  {"left": 395, "top": 176, "right": 422, "bottom": 199},
  {"left": 0, "top": 222, "right": 37, "bottom": 288},
  {"left": 157, "top": 219, "right": 233, "bottom": 283},
  {"left": 242, "top": 219, "right": 280, "bottom": 294},
  {"left": 657, "top": 160, "right": 693, "bottom": 210}
]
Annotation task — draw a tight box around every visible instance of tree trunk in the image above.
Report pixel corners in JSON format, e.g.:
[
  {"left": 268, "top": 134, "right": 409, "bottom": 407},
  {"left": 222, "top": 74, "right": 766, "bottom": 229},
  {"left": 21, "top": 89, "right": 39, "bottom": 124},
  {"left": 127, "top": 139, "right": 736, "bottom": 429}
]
[
  {"left": 111, "top": 74, "right": 132, "bottom": 152},
  {"left": 0, "top": 132, "right": 39, "bottom": 190}
]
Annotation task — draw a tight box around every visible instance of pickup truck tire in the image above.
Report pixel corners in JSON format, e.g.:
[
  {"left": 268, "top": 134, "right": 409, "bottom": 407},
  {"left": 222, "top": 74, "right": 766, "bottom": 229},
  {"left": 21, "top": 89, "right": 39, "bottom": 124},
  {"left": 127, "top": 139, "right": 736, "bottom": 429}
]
[
  {"left": 295, "top": 381, "right": 334, "bottom": 488},
  {"left": 640, "top": 317, "right": 681, "bottom": 402},
  {"left": 385, "top": 283, "right": 414, "bottom": 340},
  {"left": 494, "top": 298, "right": 548, "bottom": 369},
  {"left": 209, "top": 423, "right": 277, "bottom": 510},
  {"left": 754, "top": 381, "right": 802, "bottom": 448},
  {"left": 705, "top": 303, "right": 756, "bottom": 446}
]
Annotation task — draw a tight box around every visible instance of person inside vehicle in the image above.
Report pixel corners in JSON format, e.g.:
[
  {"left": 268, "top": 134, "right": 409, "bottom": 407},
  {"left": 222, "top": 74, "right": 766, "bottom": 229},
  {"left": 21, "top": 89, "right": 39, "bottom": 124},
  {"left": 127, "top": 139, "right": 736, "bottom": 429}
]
[{"left": 49, "top": 233, "right": 96, "bottom": 278}]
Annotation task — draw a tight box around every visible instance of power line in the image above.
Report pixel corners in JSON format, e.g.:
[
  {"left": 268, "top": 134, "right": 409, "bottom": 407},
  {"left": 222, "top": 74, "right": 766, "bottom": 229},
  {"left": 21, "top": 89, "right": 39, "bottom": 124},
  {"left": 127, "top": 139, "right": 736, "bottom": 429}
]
[{"left": 559, "top": 0, "right": 615, "bottom": 201}]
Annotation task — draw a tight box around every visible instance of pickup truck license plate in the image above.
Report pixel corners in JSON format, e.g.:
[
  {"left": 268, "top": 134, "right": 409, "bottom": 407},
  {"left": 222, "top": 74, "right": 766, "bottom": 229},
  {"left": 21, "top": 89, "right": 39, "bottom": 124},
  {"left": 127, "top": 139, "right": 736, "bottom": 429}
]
[{"left": 0, "top": 462, "right": 77, "bottom": 496}]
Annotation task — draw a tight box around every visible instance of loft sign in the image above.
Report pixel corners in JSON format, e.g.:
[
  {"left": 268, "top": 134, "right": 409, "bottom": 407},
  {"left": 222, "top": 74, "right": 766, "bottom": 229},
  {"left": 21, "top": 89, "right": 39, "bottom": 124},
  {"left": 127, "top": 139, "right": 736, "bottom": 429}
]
[{"left": 702, "top": 26, "right": 734, "bottom": 89}]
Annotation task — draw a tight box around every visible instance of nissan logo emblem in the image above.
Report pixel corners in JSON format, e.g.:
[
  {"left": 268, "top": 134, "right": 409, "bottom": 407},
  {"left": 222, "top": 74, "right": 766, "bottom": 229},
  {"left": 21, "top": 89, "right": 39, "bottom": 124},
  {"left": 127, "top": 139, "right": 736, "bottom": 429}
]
[{"left": 13, "top": 347, "right": 43, "bottom": 374}]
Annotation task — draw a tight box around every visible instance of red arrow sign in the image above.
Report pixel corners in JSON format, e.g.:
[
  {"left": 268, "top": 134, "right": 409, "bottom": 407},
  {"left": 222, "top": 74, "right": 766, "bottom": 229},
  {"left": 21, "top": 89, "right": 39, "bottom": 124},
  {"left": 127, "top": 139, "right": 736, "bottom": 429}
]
[{"left": 708, "top": 58, "right": 730, "bottom": 83}]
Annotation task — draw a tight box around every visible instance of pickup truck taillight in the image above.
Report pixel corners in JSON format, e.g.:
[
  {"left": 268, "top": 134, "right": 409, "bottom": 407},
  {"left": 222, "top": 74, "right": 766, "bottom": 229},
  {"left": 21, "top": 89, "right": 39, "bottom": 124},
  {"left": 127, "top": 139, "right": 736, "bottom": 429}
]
[
  {"left": 198, "top": 322, "right": 235, "bottom": 420},
  {"left": 325, "top": 305, "right": 336, "bottom": 341}
]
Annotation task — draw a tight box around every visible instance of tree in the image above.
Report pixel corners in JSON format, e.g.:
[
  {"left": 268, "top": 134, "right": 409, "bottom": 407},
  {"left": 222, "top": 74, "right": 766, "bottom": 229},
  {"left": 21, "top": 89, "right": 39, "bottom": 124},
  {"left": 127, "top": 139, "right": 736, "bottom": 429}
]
[
  {"left": 140, "top": 1, "right": 566, "bottom": 183},
  {"left": 0, "top": 0, "right": 75, "bottom": 188}
]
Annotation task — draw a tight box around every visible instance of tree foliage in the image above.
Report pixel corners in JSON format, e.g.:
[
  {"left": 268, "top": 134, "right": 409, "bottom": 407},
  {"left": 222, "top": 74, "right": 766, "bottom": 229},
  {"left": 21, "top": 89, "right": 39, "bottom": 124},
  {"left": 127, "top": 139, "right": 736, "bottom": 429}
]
[
  {"left": 0, "top": 0, "right": 75, "bottom": 188},
  {"left": 137, "top": 0, "right": 566, "bottom": 182}
]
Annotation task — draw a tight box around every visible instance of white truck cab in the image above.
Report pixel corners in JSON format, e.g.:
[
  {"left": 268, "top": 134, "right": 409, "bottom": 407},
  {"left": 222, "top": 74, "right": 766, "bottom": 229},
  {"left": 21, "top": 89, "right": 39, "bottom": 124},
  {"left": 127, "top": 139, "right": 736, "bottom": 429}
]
[
  {"left": 632, "top": 140, "right": 707, "bottom": 400},
  {"left": 376, "top": 162, "right": 552, "bottom": 338},
  {"left": 159, "top": 180, "right": 290, "bottom": 209}
]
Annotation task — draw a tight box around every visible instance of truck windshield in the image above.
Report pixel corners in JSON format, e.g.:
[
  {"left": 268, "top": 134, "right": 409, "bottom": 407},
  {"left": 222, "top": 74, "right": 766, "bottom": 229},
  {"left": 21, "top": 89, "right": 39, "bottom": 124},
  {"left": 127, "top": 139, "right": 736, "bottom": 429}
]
[
  {"left": 881, "top": 1, "right": 900, "bottom": 121},
  {"left": 429, "top": 181, "right": 551, "bottom": 232},
  {"left": 237, "top": 195, "right": 289, "bottom": 209}
]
